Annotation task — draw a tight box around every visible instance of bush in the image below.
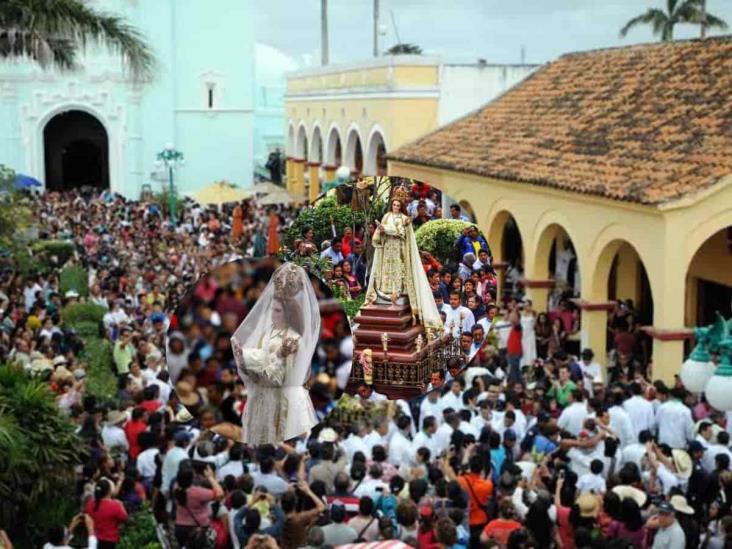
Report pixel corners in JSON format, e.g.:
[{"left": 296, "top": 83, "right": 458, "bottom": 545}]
[
  {"left": 8, "top": 242, "right": 47, "bottom": 277},
  {"left": 117, "top": 506, "right": 162, "bottom": 549},
  {"left": 0, "top": 364, "right": 87, "bottom": 544},
  {"left": 285, "top": 196, "right": 365, "bottom": 249},
  {"left": 61, "top": 303, "right": 106, "bottom": 327},
  {"left": 81, "top": 337, "right": 117, "bottom": 403},
  {"left": 30, "top": 239, "right": 76, "bottom": 267},
  {"left": 415, "top": 219, "right": 476, "bottom": 265},
  {"left": 59, "top": 265, "right": 88, "bottom": 297}
]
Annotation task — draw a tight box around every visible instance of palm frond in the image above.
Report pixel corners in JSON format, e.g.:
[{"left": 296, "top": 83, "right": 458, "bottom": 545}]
[
  {"left": 620, "top": 9, "right": 669, "bottom": 37},
  {"left": 0, "top": 0, "right": 154, "bottom": 80},
  {"left": 703, "top": 12, "right": 729, "bottom": 30}
]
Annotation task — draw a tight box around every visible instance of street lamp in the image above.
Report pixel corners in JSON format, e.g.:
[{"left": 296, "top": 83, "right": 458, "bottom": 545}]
[
  {"left": 156, "top": 143, "right": 184, "bottom": 227},
  {"left": 705, "top": 336, "right": 732, "bottom": 411},
  {"left": 679, "top": 326, "right": 716, "bottom": 393}
]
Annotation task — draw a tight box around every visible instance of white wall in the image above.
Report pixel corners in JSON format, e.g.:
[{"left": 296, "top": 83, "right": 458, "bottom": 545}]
[{"left": 438, "top": 64, "right": 539, "bottom": 126}]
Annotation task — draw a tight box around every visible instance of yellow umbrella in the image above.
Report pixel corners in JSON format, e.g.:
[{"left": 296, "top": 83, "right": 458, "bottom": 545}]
[
  {"left": 258, "top": 189, "right": 305, "bottom": 205},
  {"left": 194, "top": 180, "right": 253, "bottom": 205}
]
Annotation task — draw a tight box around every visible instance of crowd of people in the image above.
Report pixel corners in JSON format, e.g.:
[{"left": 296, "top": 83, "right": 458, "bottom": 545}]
[{"left": 2, "top": 180, "right": 732, "bottom": 549}]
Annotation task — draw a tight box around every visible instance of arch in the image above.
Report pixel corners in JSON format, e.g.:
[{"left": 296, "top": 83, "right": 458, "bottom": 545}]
[
  {"left": 586, "top": 224, "right": 649, "bottom": 300},
  {"left": 325, "top": 123, "right": 343, "bottom": 166},
  {"left": 364, "top": 124, "right": 389, "bottom": 176},
  {"left": 309, "top": 125, "right": 324, "bottom": 163},
  {"left": 533, "top": 218, "right": 581, "bottom": 299},
  {"left": 686, "top": 224, "right": 732, "bottom": 326},
  {"left": 295, "top": 123, "right": 308, "bottom": 160},
  {"left": 591, "top": 238, "right": 653, "bottom": 315},
  {"left": 684, "top": 209, "right": 732, "bottom": 275},
  {"left": 43, "top": 109, "right": 109, "bottom": 192},
  {"left": 344, "top": 124, "right": 364, "bottom": 175},
  {"left": 286, "top": 122, "right": 295, "bottom": 156}
]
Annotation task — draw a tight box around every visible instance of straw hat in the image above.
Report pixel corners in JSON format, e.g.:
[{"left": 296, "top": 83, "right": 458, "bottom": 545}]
[
  {"left": 672, "top": 449, "right": 693, "bottom": 479},
  {"left": 670, "top": 495, "right": 694, "bottom": 515},
  {"left": 175, "top": 407, "right": 194, "bottom": 423},
  {"left": 612, "top": 485, "right": 647, "bottom": 508},
  {"left": 577, "top": 493, "right": 599, "bottom": 518},
  {"left": 318, "top": 428, "right": 338, "bottom": 443},
  {"left": 106, "top": 410, "right": 127, "bottom": 426}
]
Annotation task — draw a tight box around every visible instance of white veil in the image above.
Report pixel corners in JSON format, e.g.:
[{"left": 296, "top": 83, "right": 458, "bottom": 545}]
[{"left": 231, "top": 262, "right": 321, "bottom": 442}]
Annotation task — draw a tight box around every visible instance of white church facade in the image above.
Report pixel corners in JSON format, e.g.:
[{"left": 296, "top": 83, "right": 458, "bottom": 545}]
[{"left": 0, "top": 0, "right": 257, "bottom": 199}]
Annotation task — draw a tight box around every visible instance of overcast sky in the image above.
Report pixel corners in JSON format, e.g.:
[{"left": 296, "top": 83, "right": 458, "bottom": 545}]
[{"left": 255, "top": 0, "right": 732, "bottom": 66}]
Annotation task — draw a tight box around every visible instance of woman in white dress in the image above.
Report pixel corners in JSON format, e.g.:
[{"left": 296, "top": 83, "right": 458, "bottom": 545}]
[
  {"left": 231, "top": 262, "right": 320, "bottom": 445},
  {"left": 520, "top": 299, "right": 537, "bottom": 367}
]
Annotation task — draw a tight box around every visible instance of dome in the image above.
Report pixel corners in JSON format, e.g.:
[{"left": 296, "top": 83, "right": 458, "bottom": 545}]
[{"left": 255, "top": 43, "right": 300, "bottom": 87}]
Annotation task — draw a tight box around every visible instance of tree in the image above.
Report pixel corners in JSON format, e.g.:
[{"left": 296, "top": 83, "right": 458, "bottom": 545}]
[
  {"left": 0, "top": 0, "right": 155, "bottom": 80},
  {"left": 385, "top": 43, "right": 422, "bottom": 55},
  {"left": 620, "top": 0, "right": 727, "bottom": 41},
  {"left": 0, "top": 364, "right": 88, "bottom": 545}
]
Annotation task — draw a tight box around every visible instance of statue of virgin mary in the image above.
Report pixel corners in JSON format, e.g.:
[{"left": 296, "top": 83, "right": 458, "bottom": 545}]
[
  {"left": 231, "top": 262, "right": 320, "bottom": 445},
  {"left": 365, "top": 188, "right": 442, "bottom": 331}
]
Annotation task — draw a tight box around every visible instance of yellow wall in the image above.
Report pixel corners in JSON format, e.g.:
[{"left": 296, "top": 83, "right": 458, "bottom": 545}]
[
  {"left": 389, "top": 160, "right": 732, "bottom": 383},
  {"left": 287, "top": 63, "right": 439, "bottom": 93}
]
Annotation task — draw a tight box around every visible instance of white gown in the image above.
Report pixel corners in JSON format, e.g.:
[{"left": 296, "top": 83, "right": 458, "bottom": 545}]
[{"left": 520, "top": 313, "right": 537, "bottom": 366}]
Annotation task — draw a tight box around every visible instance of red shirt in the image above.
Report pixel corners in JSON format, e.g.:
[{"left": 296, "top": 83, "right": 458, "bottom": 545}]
[
  {"left": 482, "top": 518, "right": 522, "bottom": 547},
  {"left": 124, "top": 419, "right": 147, "bottom": 459},
  {"left": 84, "top": 498, "right": 128, "bottom": 542},
  {"left": 140, "top": 399, "right": 162, "bottom": 415},
  {"left": 506, "top": 326, "right": 522, "bottom": 355},
  {"left": 417, "top": 526, "right": 440, "bottom": 549}
]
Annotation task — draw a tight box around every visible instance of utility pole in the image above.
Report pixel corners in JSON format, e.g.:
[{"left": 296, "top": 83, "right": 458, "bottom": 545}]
[
  {"left": 700, "top": 0, "right": 707, "bottom": 38},
  {"left": 373, "top": 0, "right": 380, "bottom": 57},
  {"left": 321, "top": 0, "right": 329, "bottom": 65}
]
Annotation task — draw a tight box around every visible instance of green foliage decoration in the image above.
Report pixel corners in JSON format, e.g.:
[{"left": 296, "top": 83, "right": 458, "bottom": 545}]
[
  {"left": 59, "top": 264, "right": 89, "bottom": 297},
  {"left": 30, "top": 239, "right": 76, "bottom": 267},
  {"left": 61, "top": 302, "right": 107, "bottom": 327},
  {"left": 285, "top": 196, "right": 365, "bottom": 249},
  {"left": 80, "top": 337, "right": 117, "bottom": 405},
  {"left": 117, "top": 506, "right": 163, "bottom": 549},
  {"left": 415, "top": 219, "right": 476, "bottom": 265}
]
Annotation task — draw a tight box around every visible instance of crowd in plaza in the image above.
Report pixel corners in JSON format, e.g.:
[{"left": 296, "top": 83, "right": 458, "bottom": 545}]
[{"left": 2, "top": 181, "right": 732, "bottom": 549}]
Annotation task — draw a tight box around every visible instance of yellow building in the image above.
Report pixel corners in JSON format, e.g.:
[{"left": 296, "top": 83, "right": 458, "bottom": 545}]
[
  {"left": 284, "top": 55, "right": 537, "bottom": 202},
  {"left": 388, "top": 37, "right": 732, "bottom": 384}
]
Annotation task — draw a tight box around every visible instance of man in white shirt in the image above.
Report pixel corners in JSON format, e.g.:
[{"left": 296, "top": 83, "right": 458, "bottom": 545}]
[
  {"left": 440, "top": 380, "right": 465, "bottom": 411},
  {"left": 24, "top": 278, "right": 42, "bottom": 310},
  {"left": 101, "top": 410, "right": 129, "bottom": 454},
  {"left": 558, "top": 389, "right": 588, "bottom": 437},
  {"left": 608, "top": 395, "right": 636, "bottom": 449},
  {"left": 136, "top": 432, "right": 161, "bottom": 485},
  {"left": 576, "top": 459, "right": 607, "bottom": 493},
  {"left": 388, "top": 415, "right": 414, "bottom": 466},
  {"left": 353, "top": 463, "right": 388, "bottom": 499},
  {"left": 356, "top": 382, "right": 388, "bottom": 402},
  {"left": 656, "top": 389, "right": 695, "bottom": 449},
  {"left": 704, "top": 431, "right": 732, "bottom": 473},
  {"left": 472, "top": 248, "right": 492, "bottom": 271},
  {"left": 579, "top": 349, "right": 602, "bottom": 396},
  {"left": 342, "top": 422, "right": 371, "bottom": 465},
  {"left": 411, "top": 416, "right": 440, "bottom": 459},
  {"left": 216, "top": 444, "right": 246, "bottom": 481},
  {"left": 443, "top": 291, "right": 475, "bottom": 338},
  {"left": 623, "top": 383, "right": 656, "bottom": 439},
  {"left": 419, "top": 391, "right": 445, "bottom": 427},
  {"left": 434, "top": 412, "right": 460, "bottom": 457},
  {"left": 363, "top": 419, "right": 391, "bottom": 454},
  {"left": 320, "top": 239, "right": 344, "bottom": 266},
  {"left": 621, "top": 430, "right": 652, "bottom": 468},
  {"left": 470, "top": 401, "right": 493, "bottom": 434},
  {"left": 161, "top": 430, "right": 193, "bottom": 495}
]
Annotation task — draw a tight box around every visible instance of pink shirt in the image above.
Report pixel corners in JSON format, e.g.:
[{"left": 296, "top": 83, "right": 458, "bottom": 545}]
[{"left": 175, "top": 486, "right": 216, "bottom": 527}]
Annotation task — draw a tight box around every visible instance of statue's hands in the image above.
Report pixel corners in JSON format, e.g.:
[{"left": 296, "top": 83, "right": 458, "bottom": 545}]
[
  {"left": 232, "top": 339, "right": 245, "bottom": 367},
  {"left": 278, "top": 336, "right": 299, "bottom": 358}
]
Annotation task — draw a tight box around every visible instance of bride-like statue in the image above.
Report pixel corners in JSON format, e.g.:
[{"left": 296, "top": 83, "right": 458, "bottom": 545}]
[
  {"left": 365, "top": 187, "right": 442, "bottom": 331},
  {"left": 231, "top": 262, "right": 320, "bottom": 445}
]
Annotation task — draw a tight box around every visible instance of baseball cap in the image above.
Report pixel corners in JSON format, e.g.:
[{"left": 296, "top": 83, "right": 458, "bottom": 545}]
[
  {"left": 504, "top": 429, "right": 517, "bottom": 441},
  {"left": 656, "top": 501, "right": 675, "bottom": 514},
  {"left": 688, "top": 440, "right": 706, "bottom": 453},
  {"left": 173, "top": 430, "right": 193, "bottom": 444}
]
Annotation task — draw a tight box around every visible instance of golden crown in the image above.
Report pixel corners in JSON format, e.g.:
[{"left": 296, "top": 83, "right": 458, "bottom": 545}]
[
  {"left": 392, "top": 186, "right": 410, "bottom": 204},
  {"left": 273, "top": 263, "right": 305, "bottom": 299}
]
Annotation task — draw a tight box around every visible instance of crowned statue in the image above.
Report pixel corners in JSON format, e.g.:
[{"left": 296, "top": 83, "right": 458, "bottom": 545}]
[
  {"left": 365, "top": 186, "right": 442, "bottom": 331},
  {"left": 231, "top": 262, "right": 320, "bottom": 445}
]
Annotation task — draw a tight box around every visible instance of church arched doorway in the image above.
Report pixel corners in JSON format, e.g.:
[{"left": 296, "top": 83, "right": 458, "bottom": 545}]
[{"left": 44, "top": 110, "right": 109, "bottom": 191}]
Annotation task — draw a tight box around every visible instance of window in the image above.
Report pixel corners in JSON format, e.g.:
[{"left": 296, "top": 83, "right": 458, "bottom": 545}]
[{"left": 207, "top": 84, "right": 215, "bottom": 109}]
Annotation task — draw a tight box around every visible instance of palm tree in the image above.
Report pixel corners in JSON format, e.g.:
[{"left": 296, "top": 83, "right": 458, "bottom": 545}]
[
  {"left": 620, "top": 0, "right": 727, "bottom": 41},
  {"left": 0, "top": 0, "right": 154, "bottom": 80},
  {"left": 385, "top": 43, "right": 422, "bottom": 55}
]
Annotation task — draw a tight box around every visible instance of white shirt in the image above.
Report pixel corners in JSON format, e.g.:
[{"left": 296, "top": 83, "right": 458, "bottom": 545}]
[
  {"left": 656, "top": 400, "right": 695, "bottom": 449},
  {"left": 471, "top": 414, "right": 492, "bottom": 434},
  {"left": 420, "top": 397, "right": 445, "bottom": 426},
  {"left": 161, "top": 446, "right": 189, "bottom": 494},
  {"left": 215, "top": 460, "right": 244, "bottom": 482},
  {"left": 361, "top": 390, "right": 388, "bottom": 402},
  {"left": 458, "top": 420, "right": 480, "bottom": 439},
  {"left": 363, "top": 431, "right": 389, "bottom": 454},
  {"left": 24, "top": 283, "right": 42, "bottom": 310},
  {"left": 44, "top": 537, "right": 97, "bottom": 549},
  {"left": 412, "top": 431, "right": 440, "bottom": 459},
  {"left": 353, "top": 476, "right": 388, "bottom": 499},
  {"left": 441, "top": 390, "right": 465, "bottom": 411},
  {"left": 433, "top": 423, "right": 454, "bottom": 456},
  {"left": 101, "top": 424, "right": 129, "bottom": 452},
  {"left": 136, "top": 447, "right": 159, "bottom": 479},
  {"left": 609, "top": 405, "right": 636, "bottom": 448},
  {"left": 558, "top": 402, "right": 589, "bottom": 437},
  {"left": 478, "top": 317, "right": 512, "bottom": 350},
  {"left": 703, "top": 443, "right": 732, "bottom": 473},
  {"left": 579, "top": 361, "right": 601, "bottom": 395},
  {"left": 388, "top": 431, "right": 413, "bottom": 466},
  {"left": 343, "top": 434, "right": 371, "bottom": 464},
  {"left": 620, "top": 443, "right": 647, "bottom": 469},
  {"left": 576, "top": 473, "right": 607, "bottom": 494},
  {"left": 443, "top": 305, "right": 475, "bottom": 338},
  {"left": 623, "top": 395, "right": 656, "bottom": 440}
]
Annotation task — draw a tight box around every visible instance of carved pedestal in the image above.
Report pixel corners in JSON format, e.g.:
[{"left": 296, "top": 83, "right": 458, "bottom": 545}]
[{"left": 349, "top": 303, "right": 457, "bottom": 400}]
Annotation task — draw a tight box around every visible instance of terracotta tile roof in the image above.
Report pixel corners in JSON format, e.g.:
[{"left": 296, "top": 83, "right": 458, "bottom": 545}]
[{"left": 389, "top": 37, "right": 732, "bottom": 205}]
